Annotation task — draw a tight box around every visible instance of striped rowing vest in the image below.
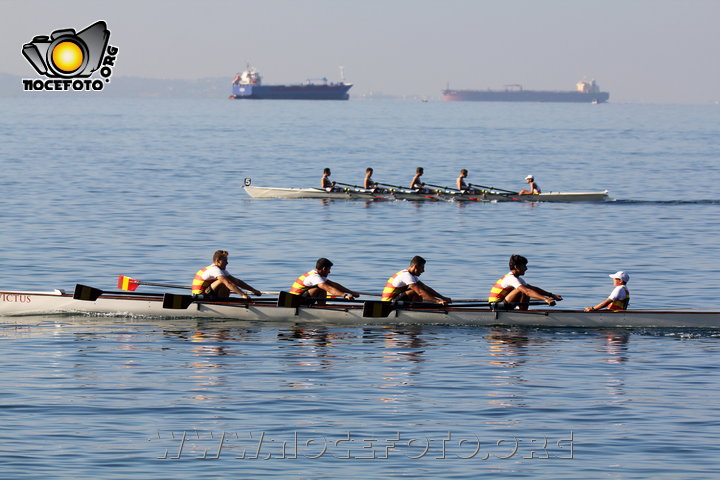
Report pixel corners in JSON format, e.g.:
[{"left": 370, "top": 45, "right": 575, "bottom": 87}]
[
  {"left": 488, "top": 274, "right": 514, "bottom": 302},
  {"left": 382, "top": 270, "right": 409, "bottom": 302},
  {"left": 192, "top": 266, "right": 213, "bottom": 295},
  {"left": 290, "top": 271, "right": 315, "bottom": 295},
  {"left": 608, "top": 286, "right": 630, "bottom": 311}
]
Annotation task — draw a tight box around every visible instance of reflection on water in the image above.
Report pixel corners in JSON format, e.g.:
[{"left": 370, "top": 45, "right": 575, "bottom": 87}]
[
  {"left": 599, "top": 330, "right": 630, "bottom": 364},
  {"left": 595, "top": 330, "right": 631, "bottom": 402},
  {"left": 486, "top": 327, "right": 530, "bottom": 368},
  {"left": 1, "top": 317, "right": 719, "bottom": 479},
  {"left": 378, "top": 327, "right": 427, "bottom": 364}
]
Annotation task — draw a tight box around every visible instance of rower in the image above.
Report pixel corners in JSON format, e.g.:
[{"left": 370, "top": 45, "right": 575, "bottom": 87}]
[
  {"left": 192, "top": 250, "right": 262, "bottom": 299},
  {"left": 409, "top": 167, "right": 426, "bottom": 192},
  {"left": 364, "top": 167, "right": 380, "bottom": 191},
  {"left": 456, "top": 168, "right": 480, "bottom": 194},
  {"left": 321, "top": 167, "right": 336, "bottom": 192},
  {"left": 585, "top": 271, "right": 630, "bottom": 312},
  {"left": 456, "top": 169, "right": 469, "bottom": 192},
  {"left": 290, "top": 258, "right": 359, "bottom": 303},
  {"left": 518, "top": 175, "right": 541, "bottom": 195},
  {"left": 381, "top": 256, "right": 451, "bottom": 305},
  {"left": 488, "top": 254, "right": 562, "bottom": 310}
]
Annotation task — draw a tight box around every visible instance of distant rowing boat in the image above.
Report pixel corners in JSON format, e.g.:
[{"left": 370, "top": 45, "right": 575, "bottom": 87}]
[
  {"left": 243, "top": 184, "right": 610, "bottom": 203},
  {"left": 1, "top": 288, "right": 717, "bottom": 328}
]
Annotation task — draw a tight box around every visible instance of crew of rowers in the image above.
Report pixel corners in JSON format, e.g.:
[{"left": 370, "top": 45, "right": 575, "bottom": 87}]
[
  {"left": 321, "top": 167, "right": 541, "bottom": 196},
  {"left": 192, "top": 250, "right": 630, "bottom": 313}
]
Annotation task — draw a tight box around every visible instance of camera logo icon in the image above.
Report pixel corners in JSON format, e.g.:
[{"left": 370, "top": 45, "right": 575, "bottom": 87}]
[{"left": 22, "top": 21, "right": 110, "bottom": 78}]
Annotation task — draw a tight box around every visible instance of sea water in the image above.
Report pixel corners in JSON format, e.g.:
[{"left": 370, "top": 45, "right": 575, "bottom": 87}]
[{"left": 0, "top": 97, "right": 719, "bottom": 478}]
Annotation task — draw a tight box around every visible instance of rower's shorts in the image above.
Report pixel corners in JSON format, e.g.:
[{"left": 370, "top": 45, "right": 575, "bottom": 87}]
[{"left": 489, "top": 301, "right": 517, "bottom": 311}]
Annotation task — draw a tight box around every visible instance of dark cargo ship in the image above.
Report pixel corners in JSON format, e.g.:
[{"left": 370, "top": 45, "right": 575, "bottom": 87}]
[
  {"left": 230, "top": 66, "right": 352, "bottom": 100},
  {"left": 443, "top": 80, "right": 609, "bottom": 103}
]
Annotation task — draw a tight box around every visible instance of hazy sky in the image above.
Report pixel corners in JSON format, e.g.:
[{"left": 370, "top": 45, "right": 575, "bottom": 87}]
[{"left": 3, "top": 0, "right": 719, "bottom": 103}]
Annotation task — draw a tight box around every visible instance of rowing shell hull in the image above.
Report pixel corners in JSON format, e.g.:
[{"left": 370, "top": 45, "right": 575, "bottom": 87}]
[
  {"left": 244, "top": 186, "right": 609, "bottom": 202},
  {"left": 1, "top": 290, "right": 718, "bottom": 328},
  {"left": 244, "top": 186, "right": 441, "bottom": 201}
]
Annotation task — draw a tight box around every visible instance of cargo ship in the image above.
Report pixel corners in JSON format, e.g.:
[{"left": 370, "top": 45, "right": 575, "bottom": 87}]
[
  {"left": 443, "top": 80, "right": 609, "bottom": 103},
  {"left": 230, "top": 65, "right": 352, "bottom": 100}
]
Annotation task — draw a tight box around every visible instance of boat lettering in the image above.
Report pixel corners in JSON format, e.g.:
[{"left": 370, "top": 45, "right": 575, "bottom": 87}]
[{"left": 1, "top": 294, "right": 31, "bottom": 303}]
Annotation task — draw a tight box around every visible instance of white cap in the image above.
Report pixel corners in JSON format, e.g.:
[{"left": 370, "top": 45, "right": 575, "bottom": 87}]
[
  {"left": 525, "top": 175, "right": 534, "bottom": 180},
  {"left": 609, "top": 271, "right": 629, "bottom": 282}
]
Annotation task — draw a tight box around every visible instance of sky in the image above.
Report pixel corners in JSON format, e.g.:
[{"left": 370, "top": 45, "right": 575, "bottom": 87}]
[{"left": 2, "top": 0, "right": 719, "bottom": 103}]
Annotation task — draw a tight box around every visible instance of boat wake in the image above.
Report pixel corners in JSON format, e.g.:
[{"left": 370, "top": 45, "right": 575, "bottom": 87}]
[{"left": 611, "top": 199, "right": 720, "bottom": 205}]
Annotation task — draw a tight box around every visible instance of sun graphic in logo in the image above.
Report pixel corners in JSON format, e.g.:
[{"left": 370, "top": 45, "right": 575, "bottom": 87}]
[{"left": 51, "top": 41, "right": 84, "bottom": 73}]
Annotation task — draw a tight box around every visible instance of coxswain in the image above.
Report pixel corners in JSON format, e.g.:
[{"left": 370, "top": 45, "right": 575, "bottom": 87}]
[
  {"left": 585, "top": 271, "right": 630, "bottom": 312},
  {"left": 290, "top": 258, "right": 359, "bottom": 303},
  {"left": 381, "top": 256, "right": 451, "bottom": 305},
  {"left": 192, "top": 250, "right": 262, "bottom": 299},
  {"left": 518, "top": 175, "right": 541, "bottom": 195},
  {"left": 488, "top": 254, "right": 562, "bottom": 310}
]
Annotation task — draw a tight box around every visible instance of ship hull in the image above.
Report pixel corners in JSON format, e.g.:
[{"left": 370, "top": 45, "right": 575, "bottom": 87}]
[
  {"left": 231, "top": 83, "right": 352, "bottom": 100},
  {"left": 443, "top": 89, "right": 609, "bottom": 103}
]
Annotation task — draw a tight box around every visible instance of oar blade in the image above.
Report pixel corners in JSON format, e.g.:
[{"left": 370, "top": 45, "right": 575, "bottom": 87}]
[
  {"left": 73, "top": 284, "right": 103, "bottom": 301},
  {"left": 277, "top": 291, "right": 302, "bottom": 308},
  {"left": 117, "top": 275, "right": 140, "bottom": 291},
  {"left": 162, "top": 293, "right": 195, "bottom": 310},
  {"left": 362, "top": 301, "right": 394, "bottom": 318}
]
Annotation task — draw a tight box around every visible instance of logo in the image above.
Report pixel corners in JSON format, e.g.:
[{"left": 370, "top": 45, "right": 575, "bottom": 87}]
[{"left": 21, "top": 20, "right": 118, "bottom": 92}]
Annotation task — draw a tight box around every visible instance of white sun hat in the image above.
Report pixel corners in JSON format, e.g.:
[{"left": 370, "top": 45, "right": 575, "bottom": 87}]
[{"left": 609, "top": 271, "right": 629, "bottom": 282}]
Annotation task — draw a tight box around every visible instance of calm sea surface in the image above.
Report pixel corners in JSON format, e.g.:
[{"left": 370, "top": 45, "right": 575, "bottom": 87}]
[{"left": 1, "top": 98, "right": 719, "bottom": 478}]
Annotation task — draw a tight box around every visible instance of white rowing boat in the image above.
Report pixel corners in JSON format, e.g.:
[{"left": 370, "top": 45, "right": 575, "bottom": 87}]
[
  {"left": 243, "top": 185, "right": 609, "bottom": 202},
  {"left": 1, "top": 288, "right": 717, "bottom": 329},
  {"left": 244, "top": 185, "right": 442, "bottom": 201}
]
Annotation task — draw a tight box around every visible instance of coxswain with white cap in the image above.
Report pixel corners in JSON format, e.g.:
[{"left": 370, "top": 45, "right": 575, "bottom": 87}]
[
  {"left": 585, "top": 271, "right": 630, "bottom": 312},
  {"left": 518, "top": 175, "right": 541, "bottom": 195}
]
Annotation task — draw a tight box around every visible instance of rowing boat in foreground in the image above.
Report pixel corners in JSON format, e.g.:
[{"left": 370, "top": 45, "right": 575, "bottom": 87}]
[
  {"left": 1, "top": 288, "right": 718, "bottom": 329},
  {"left": 243, "top": 185, "right": 610, "bottom": 203}
]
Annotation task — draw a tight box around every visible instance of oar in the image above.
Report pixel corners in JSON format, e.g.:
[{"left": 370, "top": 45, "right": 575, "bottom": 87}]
[
  {"left": 164, "top": 288, "right": 359, "bottom": 310},
  {"left": 118, "top": 275, "right": 191, "bottom": 292},
  {"left": 277, "top": 291, "right": 380, "bottom": 308},
  {"left": 118, "top": 275, "right": 279, "bottom": 295},
  {"left": 73, "top": 284, "right": 164, "bottom": 301},
  {"left": 376, "top": 182, "right": 443, "bottom": 196},
  {"left": 376, "top": 182, "right": 413, "bottom": 191},
  {"left": 362, "top": 299, "right": 547, "bottom": 317},
  {"left": 468, "top": 183, "right": 518, "bottom": 195},
  {"left": 334, "top": 181, "right": 366, "bottom": 190},
  {"left": 362, "top": 300, "right": 450, "bottom": 318},
  {"left": 425, "top": 183, "right": 461, "bottom": 192},
  {"left": 162, "top": 293, "right": 275, "bottom": 309}
]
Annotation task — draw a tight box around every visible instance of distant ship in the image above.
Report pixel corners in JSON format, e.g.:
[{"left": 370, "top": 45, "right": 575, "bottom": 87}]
[
  {"left": 230, "top": 65, "right": 352, "bottom": 100},
  {"left": 443, "top": 80, "right": 609, "bottom": 103}
]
